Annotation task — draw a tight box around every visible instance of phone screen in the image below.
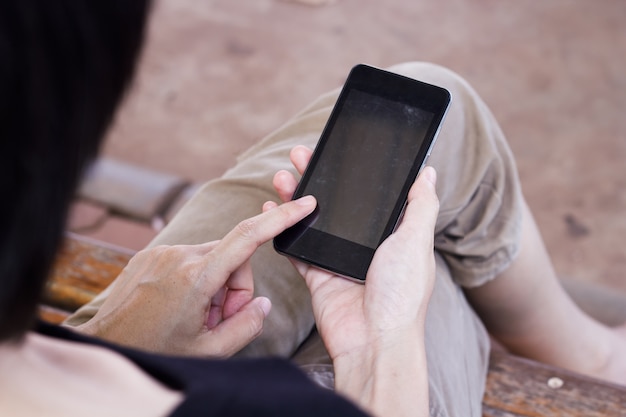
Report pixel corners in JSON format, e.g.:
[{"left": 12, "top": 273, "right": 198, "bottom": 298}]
[{"left": 303, "top": 89, "right": 434, "bottom": 249}]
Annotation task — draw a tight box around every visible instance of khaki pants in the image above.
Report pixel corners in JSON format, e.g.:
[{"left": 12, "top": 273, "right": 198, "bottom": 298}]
[{"left": 67, "top": 62, "right": 523, "bottom": 417}]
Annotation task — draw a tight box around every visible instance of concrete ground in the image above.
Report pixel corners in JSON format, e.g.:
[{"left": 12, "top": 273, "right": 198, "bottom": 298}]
[{"left": 70, "top": 0, "right": 626, "bottom": 295}]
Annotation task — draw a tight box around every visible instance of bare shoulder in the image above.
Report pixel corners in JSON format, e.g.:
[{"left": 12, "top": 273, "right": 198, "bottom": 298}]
[{"left": 0, "top": 332, "right": 182, "bottom": 417}]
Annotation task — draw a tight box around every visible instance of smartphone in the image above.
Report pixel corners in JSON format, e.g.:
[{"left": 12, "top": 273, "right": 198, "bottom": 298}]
[{"left": 273, "top": 64, "right": 450, "bottom": 281}]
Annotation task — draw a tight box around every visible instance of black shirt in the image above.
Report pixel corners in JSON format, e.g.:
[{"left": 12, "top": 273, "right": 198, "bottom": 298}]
[{"left": 37, "top": 323, "right": 368, "bottom": 416}]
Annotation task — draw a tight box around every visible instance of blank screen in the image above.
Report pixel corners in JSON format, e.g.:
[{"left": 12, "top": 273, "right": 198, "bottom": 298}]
[{"left": 302, "top": 89, "right": 434, "bottom": 249}]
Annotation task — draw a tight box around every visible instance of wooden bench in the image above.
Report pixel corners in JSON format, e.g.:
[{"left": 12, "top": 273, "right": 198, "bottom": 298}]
[{"left": 42, "top": 233, "right": 626, "bottom": 417}]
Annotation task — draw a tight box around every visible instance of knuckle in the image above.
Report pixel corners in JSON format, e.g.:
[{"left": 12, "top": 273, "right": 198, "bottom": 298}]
[
  {"left": 234, "top": 218, "right": 259, "bottom": 242},
  {"left": 153, "top": 244, "right": 187, "bottom": 262},
  {"left": 249, "top": 316, "right": 264, "bottom": 338},
  {"left": 142, "top": 245, "right": 175, "bottom": 262},
  {"left": 139, "top": 245, "right": 200, "bottom": 284},
  {"left": 245, "top": 307, "right": 265, "bottom": 337},
  {"left": 209, "top": 338, "right": 235, "bottom": 359},
  {"left": 150, "top": 244, "right": 171, "bottom": 254}
]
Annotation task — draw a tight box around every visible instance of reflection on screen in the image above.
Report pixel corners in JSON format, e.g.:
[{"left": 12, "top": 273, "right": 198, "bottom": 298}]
[{"left": 303, "top": 89, "right": 434, "bottom": 249}]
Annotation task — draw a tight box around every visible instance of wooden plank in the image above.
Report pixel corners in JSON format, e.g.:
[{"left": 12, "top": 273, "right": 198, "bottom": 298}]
[
  {"left": 38, "top": 305, "right": 72, "bottom": 325},
  {"left": 42, "top": 233, "right": 134, "bottom": 312},
  {"left": 483, "top": 350, "right": 626, "bottom": 417},
  {"left": 482, "top": 405, "right": 521, "bottom": 417}
]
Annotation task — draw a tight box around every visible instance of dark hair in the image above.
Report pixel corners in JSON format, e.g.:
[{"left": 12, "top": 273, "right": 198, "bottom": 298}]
[{"left": 0, "top": 0, "right": 151, "bottom": 341}]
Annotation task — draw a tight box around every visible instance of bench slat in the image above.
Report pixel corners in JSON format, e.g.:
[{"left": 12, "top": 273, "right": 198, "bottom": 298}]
[
  {"left": 43, "top": 233, "right": 134, "bottom": 312},
  {"left": 484, "top": 351, "right": 626, "bottom": 417}
]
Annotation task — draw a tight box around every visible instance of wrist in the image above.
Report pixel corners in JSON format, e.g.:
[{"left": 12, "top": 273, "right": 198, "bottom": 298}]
[{"left": 333, "top": 327, "right": 430, "bottom": 417}]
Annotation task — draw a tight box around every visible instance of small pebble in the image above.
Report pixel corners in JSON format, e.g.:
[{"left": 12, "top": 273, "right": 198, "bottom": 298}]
[{"left": 547, "top": 377, "right": 564, "bottom": 389}]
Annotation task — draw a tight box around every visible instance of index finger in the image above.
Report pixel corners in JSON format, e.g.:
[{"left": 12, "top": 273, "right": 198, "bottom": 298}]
[{"left": 202, "top": 195, "right": 317, "bottom": 281}]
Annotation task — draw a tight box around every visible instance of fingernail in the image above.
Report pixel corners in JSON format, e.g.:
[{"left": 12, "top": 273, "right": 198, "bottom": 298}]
[
  {"left": 422, "top": 166, "right": 437, "bottom": 185},
  {"left": 258, "top": 297, "right": 272, "bottom": 316},
  {"left": 262, "top": 201, "right": 277, "bottom": 211},
  {"left": 295, "top": 195, "right": 316, "bottom": 207}
]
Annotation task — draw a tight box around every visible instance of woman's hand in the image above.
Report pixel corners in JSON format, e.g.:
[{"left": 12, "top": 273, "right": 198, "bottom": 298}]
[
  {"left": 273, "top": 145, "right": 438, "bottom": 358},
  {"left": 271, "top": 146, "right": 439, "bottom": 417},
  {"left": 76, "top": 195, "right": 317, "bottom": 357}
]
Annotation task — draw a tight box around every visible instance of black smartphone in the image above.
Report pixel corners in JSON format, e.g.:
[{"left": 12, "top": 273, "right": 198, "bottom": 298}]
[{"left": 274, "top": 64, "right": 450, "bottom": 281}]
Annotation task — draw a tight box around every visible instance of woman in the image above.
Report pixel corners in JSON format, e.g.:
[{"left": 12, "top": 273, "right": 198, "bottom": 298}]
[
  {"left": 3, "top": 1, "right": 624, "bottom": 416},
  {"left": 70, "top": 59, "right": 626, "bottom": 416},
  {"left": 0, "top": 1, "right": 439, "bottom": 416}
]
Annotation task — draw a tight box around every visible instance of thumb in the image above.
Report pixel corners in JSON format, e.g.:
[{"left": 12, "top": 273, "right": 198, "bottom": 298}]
[
  {"left": 401, "top": 166, "right": 439, "bottom": 234},
  {"left": 199, "top": 297, "right": 272, "bottom": 357}
]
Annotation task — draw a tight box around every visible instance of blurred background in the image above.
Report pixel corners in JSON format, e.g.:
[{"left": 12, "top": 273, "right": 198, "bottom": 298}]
[{"left": 70, "top": 0, "right": 626, "bottom": 295}]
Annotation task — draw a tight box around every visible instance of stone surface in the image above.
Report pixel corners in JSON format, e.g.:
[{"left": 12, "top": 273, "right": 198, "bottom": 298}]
[{"left": 81, "top": 0, "right": 625, "bottom": 293}]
